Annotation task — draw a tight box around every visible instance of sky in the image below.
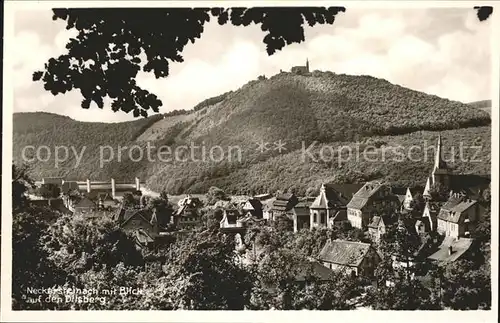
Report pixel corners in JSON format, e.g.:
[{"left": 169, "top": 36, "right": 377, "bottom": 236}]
[{"left": 12, "top": 7, "right": 493, "bottom": 123}]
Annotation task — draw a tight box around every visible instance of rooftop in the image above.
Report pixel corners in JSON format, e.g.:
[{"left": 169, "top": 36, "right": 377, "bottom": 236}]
[
  {"left": 428, "top": 237, "right": 474, "bottom": 263},
  {"left": 437, "top": 196, "right": 478, "bottom": 223},
  {"left": 310, "top": 183, "right": 357, "bottom": 209},
  {"left": 346, "top": 182, "right": 386, "bottom": 210},
  {"left": 318, "top": 240, "right": 374, "bottom": 267}
]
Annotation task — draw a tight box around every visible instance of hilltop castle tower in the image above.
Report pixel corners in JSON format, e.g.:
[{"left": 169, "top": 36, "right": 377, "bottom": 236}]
[{"left": 291, "top": 58, "right": 310, "bottom": 75}]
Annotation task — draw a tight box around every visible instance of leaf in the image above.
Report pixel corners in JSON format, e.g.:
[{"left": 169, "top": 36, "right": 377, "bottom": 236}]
[
  {"left": 474, "top": 6, "right": 493, "bottom": 21},
  {"left": 32, "top": 71, "right": 44, "bottom": 81}
]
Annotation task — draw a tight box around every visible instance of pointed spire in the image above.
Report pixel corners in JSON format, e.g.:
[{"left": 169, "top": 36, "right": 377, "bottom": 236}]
[
  {"left": 423, "top": 177, "right": 432, "bottom": 198},
  {"left": 306, "top": 57, "right": 310, "bottom": 71},
  {"left": 433, "top": 134, "right": 446, "bottom": 170}
]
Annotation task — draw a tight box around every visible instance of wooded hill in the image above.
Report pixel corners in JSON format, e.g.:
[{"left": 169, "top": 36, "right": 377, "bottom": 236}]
[{"left": 13, "top": 71, "right": 491, "bottom": 194}]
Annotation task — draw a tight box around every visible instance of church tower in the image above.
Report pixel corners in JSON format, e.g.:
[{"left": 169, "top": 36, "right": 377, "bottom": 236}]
[
  {"left": 423, "top": 177, "right": 432, "bottom": 200},
  {"left": 431, "top": 134, "right": 451, "bottom": 188},
  {"left": 306, "top": 58, "right": 310, "bottom": 72},
  {"left": 433, "top": 134, "right": 446, "bottom": 171}
]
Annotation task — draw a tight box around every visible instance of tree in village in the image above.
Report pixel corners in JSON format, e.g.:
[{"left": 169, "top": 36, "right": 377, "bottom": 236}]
[
  {"left": 12, "top": 208, "right": 68, "bottom": 309},
  {"left": 12, "top": 163, "right": 35, "bottom": 211},
  {"left": 38, "top": 214, "right": 147, "bottom": 310},
  {"left": 121, "top": 192, "right": 138, "bottom": 208},
  {"left": 429, "top": 182, "right": 450, "bottom": 202},
  {"left": 366, "top": 216, "right": 441, "bottom": 310},
  {"left": 288, "top": 227, "right": 333, "bottom": 257},
  {"left": 272, "top": 214, "right": 294, "bottom": 233},
  {"left": 436, "top": 258, "right": 491, "bottom": 310},
  {"left": 157, "top": 230, "right": 254, "bottom": 310},
  {"left": 480, "top": 186, "right": 491, "bottom": 204},
  {"left": 427, "top": 213, "right": 491, "bottom": 310},
  {"left": 11, "top": 166, "right": 67, "bottom": 309},
  {"left": 45, "top": 214, "right": 145, "bottom": 276},
  {"left": 201, "top": 207, "right": 224, "bottom": 231},
  {"left": 205, "top": 186, "right": 229, "bottom": 205},
  {"left": 250, "top": 235, "right": 362, "bottom": 310},
  {"left": 409, "top": 191, "right": 426, "bottom": 212},
  {"left": 146, "top": 190, "right": 174, "bottom": 227}
]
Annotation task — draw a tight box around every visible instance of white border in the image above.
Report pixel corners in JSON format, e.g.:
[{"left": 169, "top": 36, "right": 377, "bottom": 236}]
[{"left": 2, "top": 1, "right": 499, "bottom": 322}]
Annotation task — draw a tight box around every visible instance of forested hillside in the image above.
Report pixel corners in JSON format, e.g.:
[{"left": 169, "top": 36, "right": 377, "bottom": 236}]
[{"left": 13, "top": 71, "right": 491, "bottom": 193}]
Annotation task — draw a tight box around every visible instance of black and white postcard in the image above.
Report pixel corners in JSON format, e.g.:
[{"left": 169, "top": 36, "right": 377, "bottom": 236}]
[{"left": 1, "top": 1, "right": 498, "bottom": 322}]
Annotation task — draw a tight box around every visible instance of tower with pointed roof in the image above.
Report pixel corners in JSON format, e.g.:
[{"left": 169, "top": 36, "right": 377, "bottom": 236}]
[
  {"left": 423, "top": 177, "right": 432, "bottom": 200},
  {"left": 431, "top": 134, "right": 451, "bottom": 188},
  {"left": 291, "top": 58, "right": 311, "bottom": 74}
]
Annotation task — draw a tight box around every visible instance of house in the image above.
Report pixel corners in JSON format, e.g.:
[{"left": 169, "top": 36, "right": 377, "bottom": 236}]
[
  {"left": 436, "top": 194, "right": 485, "bottom": 238},
  {"left": 134, "top": 229, "right": 156, "bottom": 249},
  {"left": 242, "top": 198, "right": 263, "bottom": 219},
  {"left": 402, "top": 188, "right": 415, "bottom": 210},
  {"left": 262, "top": 198, "right": 275, "bottom": 220},
  {"left": 268, "top": 193, "right": 299, "bottom": 221},
  {"left": 253, "top": 193, "right": 272, "bottom": 201},
  {"left": 237, "top": 214, "right": 266, "bottom": 228},
  {"left": 415, "top": 219, "right": 426, "bottom": 235},
  {"left": 220, "top": 208, "right": 246, "bottom": 234},
  {"left": 448, "top": 174, "right": 491, "bottom": 200},
  {"left": 114, "top": 208, "right": 162, "bottom": 248},
  {"left": 116, "top": 208, "right": 159, "bottom": 237},
  {"left": 291, "top": 200, "right": 311, "bottom": 232},
  {"left": 428, "top": 236, "right": 475, "bottom": 263},
  {"left": 291, "top": 58, "right": 310, "bottom": 75},
  {"left": 231, "top": 195, "right": 251, "bottom": 208},
  {"left": 174, "top": 205, "right": 201, "bottom": 229},
  {"left": 423, "top": 136, "right": 491, "bottom": 203},
  {"left": 177, "top": 195, "right": 203, "bottom": 208},
  {"left": 173, "top": 196, "right": 203, "bottom": 229},
  {"left": 419, "top": 202, "right": 439, "bottom": 233},
  {"left": 98, "top": 193, "right": 115, "bottom": 209},
  {"left": 73, "top": 197, "right": 97, "bottom": 215},
  {"left": 309, "top": 183, "right": 363, "bottom": 230},
  {"left": 391, "top": 187, "right": 407, "bottom": 209},
  {"left": 212, "top": 200, "right": 234, "bottom": 210},
  {"left": 317, "top": 240, "right": 381, "bottom": 277},
  {"left": 346, "top": 182, "right": 400, "bottom": 229},
  {"left": 367, "top": 215, "right": 395, "bottom": 244}
]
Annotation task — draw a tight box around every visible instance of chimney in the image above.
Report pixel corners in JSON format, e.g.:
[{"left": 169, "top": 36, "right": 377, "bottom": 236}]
[
  {"left": 448, "top": 246, "right": 453, "bottom": 255},
  {"left": 86, "top": 179, "right": 91, "bottom": 193},
  {"left": 111, "top": 178, "right": 116, "bottom": 199},
  {"left": 135, "top": 177, "right": 140, "bottom": 191}
]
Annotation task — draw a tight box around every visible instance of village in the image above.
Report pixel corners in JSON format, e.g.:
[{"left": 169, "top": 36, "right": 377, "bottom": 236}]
[{"left": 28, "top": 135, "right": 491, "bottom": 284}]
